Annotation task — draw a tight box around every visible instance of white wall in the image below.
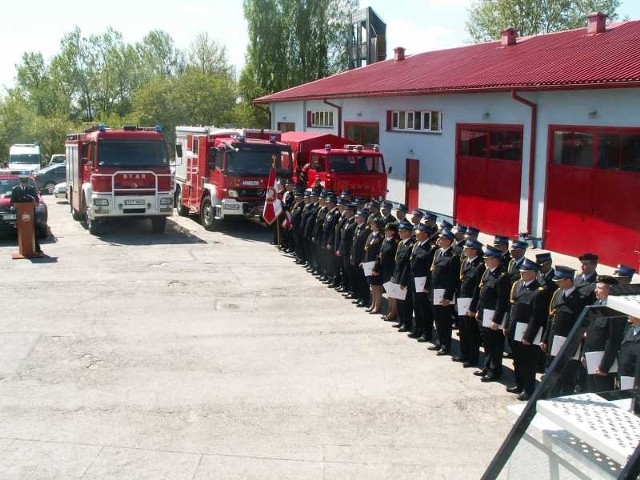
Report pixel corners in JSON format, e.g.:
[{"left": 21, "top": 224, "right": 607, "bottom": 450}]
[{"left": 268, "top": 87, "right": 640, "bottom": 238}]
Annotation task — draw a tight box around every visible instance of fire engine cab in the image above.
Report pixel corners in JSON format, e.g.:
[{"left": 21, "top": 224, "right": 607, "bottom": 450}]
[
  {"left": 65, "top": 124, "right": 174, "bottom": 234},
  {"left": 174, "top": 127, "right": 292, "bottom": 230},
  {"left": 281, "top": 131, "right": 387, "bottom": 200}
]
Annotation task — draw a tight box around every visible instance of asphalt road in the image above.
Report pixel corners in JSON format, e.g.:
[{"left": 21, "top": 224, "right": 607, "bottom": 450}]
[{"left": 0, "top": 196, "right": 517, "bottom": 479}]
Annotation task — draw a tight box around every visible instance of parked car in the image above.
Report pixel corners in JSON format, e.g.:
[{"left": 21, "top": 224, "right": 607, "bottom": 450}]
[
  {"left": 0, "top": 172, "right": 49, "bottom": 238},
  {"left": 33, "top": 163, "right": 66, "bottom": 194},
  {"left": 53, "top": 182, "right": 67, "bottom": 200},
  {"left": 48, "top": 154, "right": 66, "bottom": 167}
]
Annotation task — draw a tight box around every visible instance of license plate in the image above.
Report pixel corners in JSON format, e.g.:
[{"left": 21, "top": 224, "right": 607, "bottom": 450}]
[
  {"left": 124, "top": 199, "right": 145, "bottom": 205},
  {"left": 242, "top": 180, "right": 259, "bottom": 186},
  {"left": 224, "top": 203, "right": 241, "bottom": 210},
  {"left": 2, "top": 214, "right": 16, "bottom": 220}
]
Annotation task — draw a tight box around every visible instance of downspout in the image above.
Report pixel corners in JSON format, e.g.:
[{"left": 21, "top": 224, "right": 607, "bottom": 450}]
[
  {"left": 323, "top": 99, "right": 342, "bottom": 137},
  {"left": 511, "top": 89, "right": 537, "bottom": 242}
]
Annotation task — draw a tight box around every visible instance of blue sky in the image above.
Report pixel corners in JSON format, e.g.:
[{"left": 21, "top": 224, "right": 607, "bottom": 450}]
[{"left": 1, "top": 0, "right": 640, "bottom": 89}]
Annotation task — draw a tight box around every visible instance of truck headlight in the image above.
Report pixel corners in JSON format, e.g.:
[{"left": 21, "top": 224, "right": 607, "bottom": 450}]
[
  {"left": 228, "top": 189, "right": 238, "bottom": 198},
  {"left": 94, "top": 198, "right": 109, "bottom": 206},
  {"left": 160, "top": 197, "right": 173, "bottom": 205}
]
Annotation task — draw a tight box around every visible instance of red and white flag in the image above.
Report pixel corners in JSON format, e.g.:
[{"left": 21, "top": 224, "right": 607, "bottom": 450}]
[
  {"left": 281, "top": 210, "right": 293, "bottom": 230},
  {"left": 262, "top": 156, "right": 277, "bottom": 225}
]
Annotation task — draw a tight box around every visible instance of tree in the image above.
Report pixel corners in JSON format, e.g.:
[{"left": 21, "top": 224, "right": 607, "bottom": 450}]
[
  {"left": 241, "top": 0, "right": 357, "bottom": 125},
  {"left": 466, "top": 0, "right": 621, "bottom": 42},
  {"left": 187, "top": 33, "right": 234, "bottom": 78}
]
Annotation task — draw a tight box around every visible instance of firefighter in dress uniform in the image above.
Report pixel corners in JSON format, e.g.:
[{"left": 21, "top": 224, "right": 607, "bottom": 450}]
[
  {"left": 337, "top": 203, "right": 357, "bottom": 298},
  {"left": 350, "top": 209, "right": 372, "bottom": 307},
  {"left": 391, "top": 221, "right": 416, "bottom": 332},
  {"left": 470, "top": 245, "right": 510, "bottom": 382},
  {"left": 372, "top": 222, "right": 399, "bottom": 321},
  {"left": 540, "top": 265, "right": 595, "bottom": 397},
  {"left": 503, "top": 258, "right": 547, "bottom": 401},
  {"left": 408, "top": 224, "right": 435, "bottom": 341},
  {"left": 618, "top": 316, "right": 640, "bottom": 387},
  {"left": 429, "top": 228, "right": 460, "bottom": 355},
  {"left": 454, "top": 239, "right": 485, "bottom": 368},
  {"left": 11, "top": 173, "right": 42, "bottom": 254},
  {"left": 363, "top": 217, "right": 385, "bottom": 313},
  {"left": 582, "top": 275, "right": 626, "bottom": 393}
]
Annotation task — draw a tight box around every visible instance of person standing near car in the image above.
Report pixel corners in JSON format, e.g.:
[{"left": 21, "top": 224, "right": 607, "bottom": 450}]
[{"left": 11, "top": 173, "right": 42, "bottom": 254}]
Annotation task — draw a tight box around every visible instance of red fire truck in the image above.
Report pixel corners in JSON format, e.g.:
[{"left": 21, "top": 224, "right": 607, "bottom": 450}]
[
  {"left": 281, "top": 131, "right": 387, "bottom": 199},
  {"left": 173, "top": 127, "right": 292, "bottom": 230},
  {"left": 65, "top": 124, "right": 174, "bottom": 234}
]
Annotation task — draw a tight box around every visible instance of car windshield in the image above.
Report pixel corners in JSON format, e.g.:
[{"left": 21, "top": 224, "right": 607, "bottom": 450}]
[
  {"left": 97, "top": 140, "right": 169, "bottom": 168},
  {"left": 225, "top": 145, "right": 292, "bottom": 177},
  {"left": 324, "top": 155, "right": 385, "bottom": 174},
  {"left": 0, "top": 178, "right": 37, "bottom": 196},
  {"left": 9, "top": 154, "right": 41, "bottom": 164}
]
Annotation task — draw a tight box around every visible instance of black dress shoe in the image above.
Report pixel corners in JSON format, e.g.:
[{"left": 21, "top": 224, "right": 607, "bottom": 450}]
[
  {"left": 416, "top": 335, "right": 430, "bottom": 343},
  {"left": 481, "top": 374, "right": 500, "bottom": 383},
  {"left": 517, "top": 392, "right": 530, "bottom": 401},
  {"left": 427, "top": 344, "right": 441, "bottom": 351},
  {"left": 407, "top": 331, "right": 422, "bottom": 339},
  {"left": 462, "top": 362, "right": 474, "bottom": 368},
  {"left": 356, "top": 301, "right": 367, "bottom": 307},
  {"left": 506, "top": 386, "right": 524, "bottom": 394},
  {"left": 473, "top": 370, "right": 488, "bottom": 377},
  {"left": 451, "top": 356, "right": 465, "bottom": 363},
  {"left": 398, "top": 326, "right": 410, "bottom": 332},
  {"left": 436, "top": 349, "right": 449, "bottom": 356},
  {"left": 391, "top": 323, "right": 402, "bottom": 328}
]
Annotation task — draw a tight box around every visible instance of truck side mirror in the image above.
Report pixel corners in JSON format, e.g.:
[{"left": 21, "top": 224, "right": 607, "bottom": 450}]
[
  {"left": 175, "top": 144, "right": 183, "bottom": 158},
  {"left": 388, "top": 166, "right": 393, "bottom": 174}
]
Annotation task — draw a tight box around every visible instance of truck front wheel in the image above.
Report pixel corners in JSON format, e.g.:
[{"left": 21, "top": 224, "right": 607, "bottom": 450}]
[
  {"left": 175, "top": 188, "right": 189, "bottom": 217},
  {"left": 70, "top": 189, "right": 82, "bottom": 221},
  {"left": 84, "top": 203, "right": 101, "bottom": 235},
  {"left": 151, "top": 216, "right": 167, "bottom": 233},
  {"left": 200, "top": 197, "right": 216, "bottom": 231}
]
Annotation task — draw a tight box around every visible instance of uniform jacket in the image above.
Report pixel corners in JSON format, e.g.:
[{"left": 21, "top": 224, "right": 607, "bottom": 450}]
[
  {"left": 364, "top": 231, "right": 383, "bottom": 263},
  {"left": 506, "top": 279, "right": 547, "bottom": 343},
  {"left": 618, "top": 323, "right": 640, "bottom": 377},
  {"left": 384, "top": 213, "right": 397, "bottom": 225},
  {"left": 584, "top": 309, "right": 627, "bottom": 373},
  {"left": 459, "top": 256, "right": 485, "bottom": 300},
  {"left": 471, "top": 265, "right": 510, "bottom": 325},
  {"left": 542, "top": 286, "right": 594, "bottom": 345},
  {"left": 301, "top": 202, "right": 318, "bottom": 240},
  {"left": 11, "top": 184, "right": 39, "bottom": 204},
  {"left": 338, "top": 217, "right": 356, "bottom": 257},
  {"left": 350, "top": 222, "right": 371, "bottom": 265},
  {"left": 333, "top": 213, "right": 348, "bottom": 252},
  {"left": 312, "top": 206, "right": 328, "bottom": 244},
  {"left": 410, "top": 240, "right": 434, "bottom": 283},
  {"left": 430, "top": 247, "right": 460, "bottom": 301},
  {"left": 574, "top": 271, "right": 598, "bottom": 289},
  {"left": 291, "top": 200, "right": 305, "bottom": 233},
  {"left": 374, "top": 236, "right": 399, "bottom": 283},
  {"left": 322, "top": 207, "right": 340, "bottom": 248},
  {"left": 507, "top": 256, "right": 525, "bottom": 285},
  {"left": 452, "top": 238, "right": 466, "bottom": 257},
  {"left": 393, "top": 238, "right": 416, "bottom": 288}
]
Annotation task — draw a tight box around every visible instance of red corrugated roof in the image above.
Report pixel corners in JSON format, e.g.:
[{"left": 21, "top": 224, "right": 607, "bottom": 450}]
[{"left": 255, "top": 21, "right": 640, "bottom": 104}]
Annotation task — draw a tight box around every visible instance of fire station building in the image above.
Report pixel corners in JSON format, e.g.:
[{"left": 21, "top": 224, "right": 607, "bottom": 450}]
[{"left": 255, "top": 13, "right": 640, "bottom": 269}]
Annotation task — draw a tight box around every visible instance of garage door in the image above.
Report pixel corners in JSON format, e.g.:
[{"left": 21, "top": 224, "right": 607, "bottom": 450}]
[
  {"left": 455, "top": 125, "right": 523, "bottom": 237},
  {"left": 545, "top": 127, "right": 640, "bottom": 269}
]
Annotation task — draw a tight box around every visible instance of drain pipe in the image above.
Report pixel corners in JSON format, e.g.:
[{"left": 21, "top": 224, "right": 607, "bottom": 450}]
[
  {"left": 511, "top": 89, "right": 537, "bottom": 242},
  {"left": 323, "top": 99, "right": 342, "bottom": 137}
]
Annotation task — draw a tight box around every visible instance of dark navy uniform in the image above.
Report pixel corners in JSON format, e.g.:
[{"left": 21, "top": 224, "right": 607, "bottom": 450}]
[
  {"left": 409, "top": 235, "right": 435, "bottom": 339},
  {"left": 457, "top": 252, "right": 485, "bottom": 366},
  {"left": 618, "top": 322, "right": 640, "bottom": 380},
  {"left": 430, "top": 245, "right": 460, "bottom": 353},
  {"left": 392, "top": 231, "right": 416, "bottom": 331},
  {"left": 349, "top": 216, "right": 371, "bottom": 305}
]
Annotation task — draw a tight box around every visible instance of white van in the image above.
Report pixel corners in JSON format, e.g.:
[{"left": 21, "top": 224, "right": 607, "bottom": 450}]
[{"left": 8, "top": 144, "right": 41, "bottom": 172}]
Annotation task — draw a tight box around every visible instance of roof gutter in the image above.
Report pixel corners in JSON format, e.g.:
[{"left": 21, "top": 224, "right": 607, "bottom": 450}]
[
  {"left": 511, "top": 89, "right": 537, "bottom": 243},
  {"left": 323, "top": 99, "right": 342, "bottom": 137}
]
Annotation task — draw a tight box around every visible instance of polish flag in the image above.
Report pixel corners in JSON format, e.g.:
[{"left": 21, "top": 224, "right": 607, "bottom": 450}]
[{"left": 262, "top": 156, "right": 277, "bottom": 225}]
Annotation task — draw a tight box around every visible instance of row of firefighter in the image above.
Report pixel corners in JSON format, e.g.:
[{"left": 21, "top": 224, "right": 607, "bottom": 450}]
[{"left": 270, "top": 188, "right": 638, "bottom": 403}]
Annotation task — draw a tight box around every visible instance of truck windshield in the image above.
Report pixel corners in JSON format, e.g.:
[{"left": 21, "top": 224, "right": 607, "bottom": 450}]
[
  {"left": 9, "top": 154, "right": 41, "bottom": 164},
  {"left": 225, "top": 146, "right": 292, "bottom": 177},
  {"left": 97, "top": 140, "right": 169, "bottom": 168},
  {"left": 326, "top": 155, "right": 385, "bottom": 174}
]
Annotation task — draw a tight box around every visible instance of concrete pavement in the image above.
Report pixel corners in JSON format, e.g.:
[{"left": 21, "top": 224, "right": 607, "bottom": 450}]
[{"left": 0, "top": 198, "right": 521, "bottom": 479}]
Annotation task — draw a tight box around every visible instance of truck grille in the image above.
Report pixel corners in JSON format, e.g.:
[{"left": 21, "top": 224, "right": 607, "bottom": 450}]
[{"left": 236, "top": 188, "right": 265, "bottom": 198}]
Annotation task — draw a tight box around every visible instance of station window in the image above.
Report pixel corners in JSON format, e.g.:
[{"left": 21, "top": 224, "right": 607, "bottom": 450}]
[
  {"left": 388, "top": 110, "right": 442, "bottom": 133},
  {"left": 458, "top": 125, "right": 522, "bottom": 161},
  {"left": 551, "top": 126, "right": 640, "bottom": 172},
  {"left": 307, "top": 110, "right": 334, "bottom": 128},
  {"left": 277, "top": 122, "right": 295, "bottom": 132}
]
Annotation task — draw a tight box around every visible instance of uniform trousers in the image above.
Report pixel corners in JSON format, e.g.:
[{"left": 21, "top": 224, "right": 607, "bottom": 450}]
[
  {"left": 397, "top": 286, "right": 414, "bottom": 329},
  {"left": 411, "top": 290, "right": 431, "bottom": 337},
  {"left": 459, "top": 314, "right": 481, "bottom": 364},
  {"left": 511, "top": 341, "right": 539, "bottom": 395},
  {"left": 433, "top": 304, "right": 454, "bottom": 352},
  {"left": 481, "top": 327, "right": 505, "bottom": 378},
  {"left": 586, "top": 373, "right": 615, "bottom": 393}
]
